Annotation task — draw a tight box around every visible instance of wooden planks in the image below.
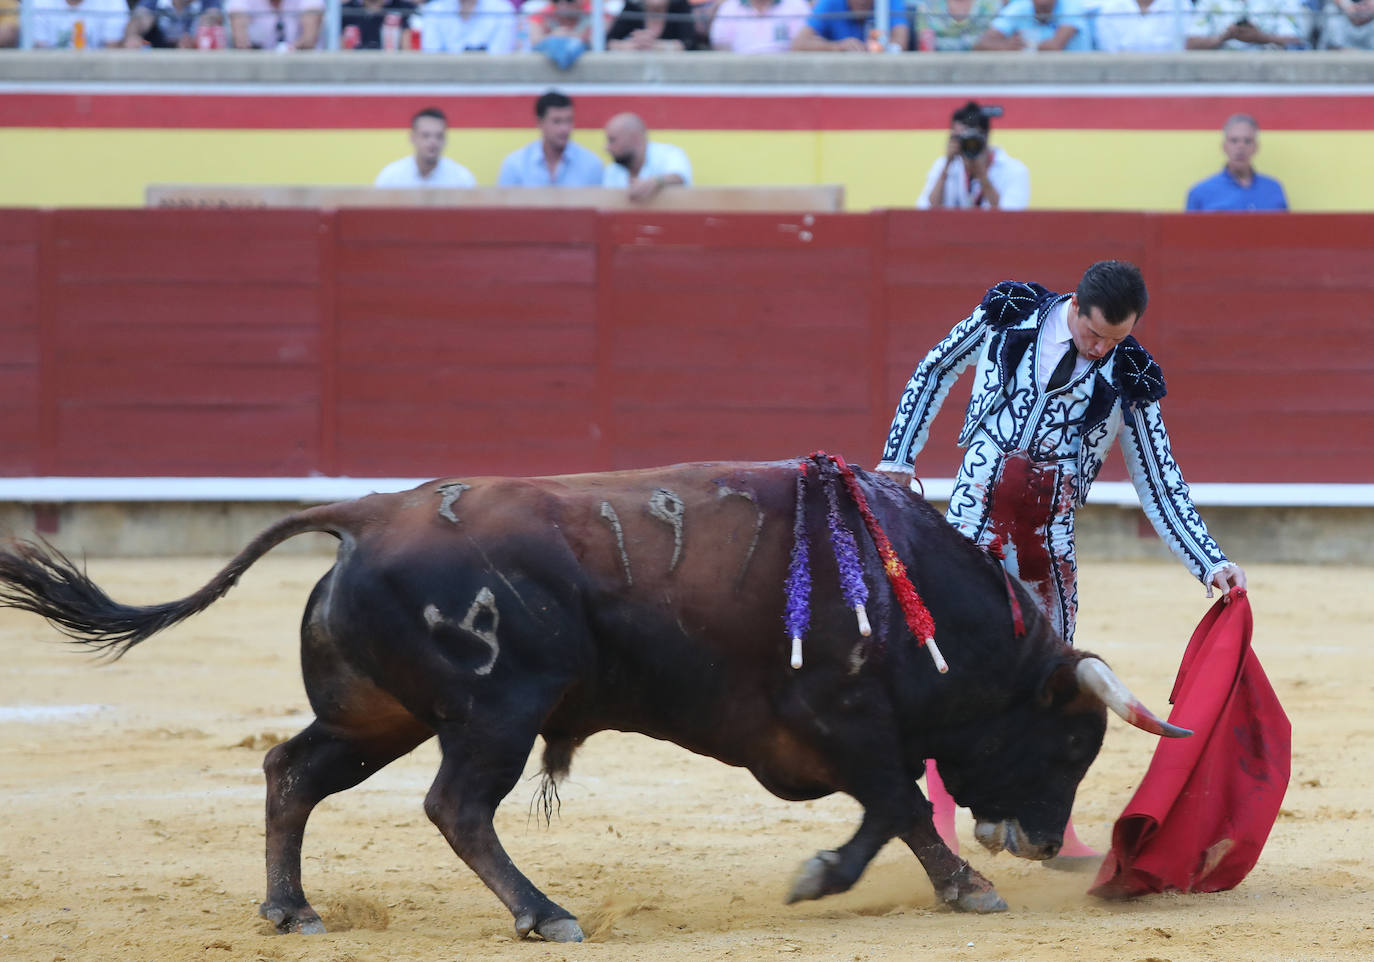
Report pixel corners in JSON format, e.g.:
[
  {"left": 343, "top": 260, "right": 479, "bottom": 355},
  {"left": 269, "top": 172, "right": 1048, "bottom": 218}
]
[{"left": 10, "top": 208, "right": 1373, "bottom": 484}]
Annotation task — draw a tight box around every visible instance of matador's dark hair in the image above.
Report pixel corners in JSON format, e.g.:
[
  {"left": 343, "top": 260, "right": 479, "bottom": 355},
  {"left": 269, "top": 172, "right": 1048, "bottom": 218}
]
[{"left": 1076, "top": 260, "right": 1149, "bottom": 326}]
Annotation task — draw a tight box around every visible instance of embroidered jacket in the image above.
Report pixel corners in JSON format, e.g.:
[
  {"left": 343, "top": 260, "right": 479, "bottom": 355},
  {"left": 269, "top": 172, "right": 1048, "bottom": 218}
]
[{"left": 877, "top": 280, "right": 1230, "bottom": 583}]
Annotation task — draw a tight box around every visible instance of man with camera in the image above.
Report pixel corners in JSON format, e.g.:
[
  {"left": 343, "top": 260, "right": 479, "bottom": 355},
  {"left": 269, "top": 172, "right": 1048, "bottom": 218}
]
[{"left": 916, "top": 101, "right": 1030, "bottom": 210}]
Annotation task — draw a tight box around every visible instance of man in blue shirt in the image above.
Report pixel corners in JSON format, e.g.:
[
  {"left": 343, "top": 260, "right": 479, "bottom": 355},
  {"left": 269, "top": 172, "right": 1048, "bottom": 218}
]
[
  {"left": 498, "top": 91, "right": 604, "bottom": 188},
  {"left": 791, "top": 0, "right": 909, "bottom": 50},
  {"left": 974, "top": 0, "right": 1093, "bottom": 51},
  {"left": 1185, "top": 114, "right": 1289, "bottom": 211}
]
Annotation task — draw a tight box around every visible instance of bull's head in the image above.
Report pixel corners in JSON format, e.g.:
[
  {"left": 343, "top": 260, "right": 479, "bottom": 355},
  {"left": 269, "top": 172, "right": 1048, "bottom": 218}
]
[{"left": 932, "top": 656, "right": 1188, "bottom": 861}]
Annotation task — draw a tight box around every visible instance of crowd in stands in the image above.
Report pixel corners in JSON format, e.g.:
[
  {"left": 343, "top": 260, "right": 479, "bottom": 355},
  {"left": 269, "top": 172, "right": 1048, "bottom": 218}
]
[
  {"left": 3, "top": 0, "right": 1371, "bottom": 51},
  {"left": 371, "top": 93, "right": 1287, "bottom": 212}
]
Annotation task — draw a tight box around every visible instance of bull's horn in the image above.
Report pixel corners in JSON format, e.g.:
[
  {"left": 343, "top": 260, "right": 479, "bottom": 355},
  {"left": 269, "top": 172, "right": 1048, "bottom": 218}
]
[{"left": 1075, "top": 658, "right": 1192, "bottom": 738}]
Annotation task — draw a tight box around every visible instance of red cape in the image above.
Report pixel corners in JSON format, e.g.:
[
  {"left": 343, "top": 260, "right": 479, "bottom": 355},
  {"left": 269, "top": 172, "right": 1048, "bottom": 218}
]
[{"left": 1090, "top": 588, "right": 1291, "bottom": 898}]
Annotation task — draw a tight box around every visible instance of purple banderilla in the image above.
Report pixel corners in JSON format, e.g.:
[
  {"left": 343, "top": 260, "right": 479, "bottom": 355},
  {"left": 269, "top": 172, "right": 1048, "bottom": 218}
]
[
  {"left": 821, "top": 462, "right": 872, "bottom": 641},
  {"left": 783, "top": 455, "right": 873, "bottom": 670},
  {"left": 783, "top": 465, "right": 811, "bottom": 669}
]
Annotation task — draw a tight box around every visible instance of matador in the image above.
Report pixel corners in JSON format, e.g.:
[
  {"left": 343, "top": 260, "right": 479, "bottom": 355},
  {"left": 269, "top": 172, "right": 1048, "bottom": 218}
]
[{"left": 876, "top": 261, "right": 1246, "bottom": 859}]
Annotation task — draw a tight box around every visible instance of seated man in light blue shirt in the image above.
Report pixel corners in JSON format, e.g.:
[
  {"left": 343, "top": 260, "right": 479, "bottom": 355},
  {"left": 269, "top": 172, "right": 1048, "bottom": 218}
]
[
  {"left": 498, "top": 91, "right": 604, "bottom": 188},
  {"left": 974, "top": 0, "right": 1092, "bottom": 50},
  {"left": 791, "top": 0, "right": 909, "bottom": 50}
]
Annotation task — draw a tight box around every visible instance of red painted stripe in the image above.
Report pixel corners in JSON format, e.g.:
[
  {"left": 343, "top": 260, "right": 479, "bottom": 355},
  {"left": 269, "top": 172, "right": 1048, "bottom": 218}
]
[{"left": 2, "top": 92, "right": 1372, "bottom": 131}]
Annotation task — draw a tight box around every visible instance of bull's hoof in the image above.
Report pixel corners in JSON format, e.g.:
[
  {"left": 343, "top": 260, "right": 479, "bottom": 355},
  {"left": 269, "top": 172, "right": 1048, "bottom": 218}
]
[
  {"left": 259, "top": 902, "right": 327, "bottom": 934},
  {"left": 948, "top": 887, "right": 1008, "bottom": 913},
  {"left": 535, "top": 917, "right": 585, "bottom": 942},
  {"left": 515, "top": 912, "right": 584, "bottom": 942},
  {"left": 785, "top": 849, "right": 841, "bottom": 904}
]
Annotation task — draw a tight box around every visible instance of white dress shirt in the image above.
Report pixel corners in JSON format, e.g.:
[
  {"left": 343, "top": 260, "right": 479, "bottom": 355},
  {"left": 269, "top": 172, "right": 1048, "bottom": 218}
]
[
  {"left": 602, "top": 141, "right": 694, "bottom": 188},
  {"left": 1036, "top": 298, "right": 1091, "bottom": 390},
  {"left": 420, "top": 0, "right": 517, "bottom": 53},
  {"left": 1093, "top": 0, "right": 1191, "bottom": 52},
  {"left": 374, "top": 156, "right": 477, "bottom": 188},
  {"left": 916, "top": 148, "right": 1031, "bottom": 210}
]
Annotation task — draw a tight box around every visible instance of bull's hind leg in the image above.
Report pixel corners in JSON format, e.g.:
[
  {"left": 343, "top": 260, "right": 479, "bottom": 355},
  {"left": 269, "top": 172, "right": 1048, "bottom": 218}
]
[
  {"left": 424, "top": 725, "right": 584, "bottom": 943},
  {"left": 260, "top": 718, "right": 431, "bottom": 933}
]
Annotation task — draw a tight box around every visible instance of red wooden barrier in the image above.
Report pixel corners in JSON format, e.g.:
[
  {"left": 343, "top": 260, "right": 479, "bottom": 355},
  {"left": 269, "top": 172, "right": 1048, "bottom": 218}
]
[{"left": 5, "top": 208, "right": 1372, "bottom": 483}]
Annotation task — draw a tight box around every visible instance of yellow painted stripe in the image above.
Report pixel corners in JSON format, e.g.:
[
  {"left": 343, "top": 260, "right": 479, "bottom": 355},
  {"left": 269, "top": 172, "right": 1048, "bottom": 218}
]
[{"left": 4, "top": 128, "right": 1372, "bottom": 211}]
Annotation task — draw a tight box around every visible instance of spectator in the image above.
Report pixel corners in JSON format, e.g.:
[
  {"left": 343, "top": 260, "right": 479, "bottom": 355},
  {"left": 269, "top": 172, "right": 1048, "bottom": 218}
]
[
  {"left": 124, "top": 0, "right": 224, "bottom": 47},
  {"left": 709, "top": 0, "right": 813, "bottom": 52},
  {"left": 498, "top": 91, "right": 605, "bottom": 187},
  {"left": 527, "top": 0, "right": 594, "bottom": 45},
  {"left": 791, "top": 0, "right": 910, "bottom": 50},
  {"left": 420, "top": 0, "right": 518, "bottom": 52},
  {"left": 911, "top": 0, "right": 1001, "bottom": 51},
  {"left": 974, "top": 0, "right": 1093, "bottom": 50},
  {"left": 527, "top": 0, "right": 599, "bottom": 66},
  {"left": 602, "top": 112, "right": 693, "bottom": 203},
  {"left": 1320, "top": 0, "right": 1374, "bottom": 48},
  {"left": 1185, "top": 114, "right": 1288, "bottom": 212},
  {"left": 689, "top": 0, "right": 723, "bottom": 47},
  {"left": 340, "top": 0, "right": 418, "bottom": 48},
  {"left": 375, "top": 107, "right": 478, "bottom": 189},
  {"left": 607, "top": 0, "right": 700, "bottom": 50},
  {"left": 29, "top": 0, "right": 130, "bottom": 47},
  {"left": 916, "top": 100, "right": 1030, "bottom": 211},
  {"left": 2, "top": 0, "right": 23, "bottom": 46},
  {"left": 227, "top": 0, "right": 323, "bottom": 48},
  {"left": 1187, "top": 0, "right": 1307, "bottom": 48},
  {"left": 1092, "top": 0, "right": 1190, "bottom": 51}
]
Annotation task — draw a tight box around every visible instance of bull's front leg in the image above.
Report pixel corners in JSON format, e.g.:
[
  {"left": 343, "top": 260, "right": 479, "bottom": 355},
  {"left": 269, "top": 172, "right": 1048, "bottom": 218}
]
[{"left": 900, "top": 820, "right": 1008, "bottom": 913}]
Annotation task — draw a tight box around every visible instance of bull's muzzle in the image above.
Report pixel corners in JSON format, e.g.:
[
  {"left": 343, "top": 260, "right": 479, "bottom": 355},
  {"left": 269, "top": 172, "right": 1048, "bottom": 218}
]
[{"left": 972, "top": 819, "right": 1059, "bottom": 860}]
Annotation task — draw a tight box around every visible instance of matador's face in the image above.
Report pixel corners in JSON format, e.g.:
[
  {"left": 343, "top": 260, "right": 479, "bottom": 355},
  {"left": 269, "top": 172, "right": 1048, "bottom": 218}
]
[{"left": 1067, "top": 296, "right": 1136, "bottom": 362}]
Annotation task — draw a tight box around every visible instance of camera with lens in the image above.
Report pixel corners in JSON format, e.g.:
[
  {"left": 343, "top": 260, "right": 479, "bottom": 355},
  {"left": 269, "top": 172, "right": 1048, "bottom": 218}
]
[{"left": 959, "top": 130, "right": 988, "bottom": 161}]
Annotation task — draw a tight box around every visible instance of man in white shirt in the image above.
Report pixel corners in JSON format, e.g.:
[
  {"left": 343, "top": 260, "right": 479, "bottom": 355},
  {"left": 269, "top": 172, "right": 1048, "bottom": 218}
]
[
  {"left": 916, "top": 101, "right": 1030, "bottom": 211},
  {"left": 420, "top": 0, "right": 517, "bottom": 52},
  {"left": 602, "top": 113, "right": 693, "bottom": 203},
  {"left": 374, "top": 107, "right": 478, "bottom": 189},
  {"left": 29, "top": 0, "right": 129, "bottom": 48},
  {"left": 226, "top": 0, "right": 323, "bottom": 49},
  {"left": 1093, "top": 0, "right": 1191, "bottom": 52}
]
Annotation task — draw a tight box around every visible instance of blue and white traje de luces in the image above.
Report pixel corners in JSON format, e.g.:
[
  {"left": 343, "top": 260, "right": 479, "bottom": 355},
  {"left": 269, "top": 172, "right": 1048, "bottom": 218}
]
[{"left": 877, "top": 280, "right": 1230, "bottom": 644}]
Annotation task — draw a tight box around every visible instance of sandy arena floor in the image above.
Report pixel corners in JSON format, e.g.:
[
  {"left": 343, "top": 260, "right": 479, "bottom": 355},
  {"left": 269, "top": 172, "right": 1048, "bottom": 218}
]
[{"left": 1, "top": 556, "right": 1371, "bottom": 962}]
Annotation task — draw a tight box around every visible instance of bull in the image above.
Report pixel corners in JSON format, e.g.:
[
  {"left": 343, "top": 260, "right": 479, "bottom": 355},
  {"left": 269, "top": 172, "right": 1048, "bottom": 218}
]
[{"left": 0, "top": 459, "right": 1186, "bottom": 943}]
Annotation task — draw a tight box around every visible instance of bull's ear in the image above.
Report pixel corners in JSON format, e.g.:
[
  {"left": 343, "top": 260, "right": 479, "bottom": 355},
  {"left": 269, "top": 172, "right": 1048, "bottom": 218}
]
[{"left": 1037, "top": 660, "right": 1082, "bottom": 710}]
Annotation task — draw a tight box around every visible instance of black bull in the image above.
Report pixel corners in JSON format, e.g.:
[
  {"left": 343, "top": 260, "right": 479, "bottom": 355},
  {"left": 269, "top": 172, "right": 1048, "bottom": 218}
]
[{"left": 0, "top": 460, "right": 1187, "bottom": 942}]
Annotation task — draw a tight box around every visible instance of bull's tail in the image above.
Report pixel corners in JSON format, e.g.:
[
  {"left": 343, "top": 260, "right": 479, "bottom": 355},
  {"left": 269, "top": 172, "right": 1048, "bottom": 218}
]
[{"left": 0, "top": 503, "right": 349, "bottom": 659}]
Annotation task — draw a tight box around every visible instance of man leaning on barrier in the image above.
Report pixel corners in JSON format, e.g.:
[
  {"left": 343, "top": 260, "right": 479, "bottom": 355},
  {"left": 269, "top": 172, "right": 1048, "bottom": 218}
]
[
  {"left": 791, "top": 0, "right": 910, "bottom": 51},
  {"left": 602, "top": 113, "right": 693, "bottom": 203}
]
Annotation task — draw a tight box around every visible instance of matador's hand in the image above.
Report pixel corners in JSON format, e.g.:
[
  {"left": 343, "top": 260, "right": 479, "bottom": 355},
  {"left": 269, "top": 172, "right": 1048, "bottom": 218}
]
[
  {"left": 877, "top": 468, "right": 917, "bottom": 491},
  {"left": 1208, "top": 563, "right": 1247, "bottom": 601}
]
